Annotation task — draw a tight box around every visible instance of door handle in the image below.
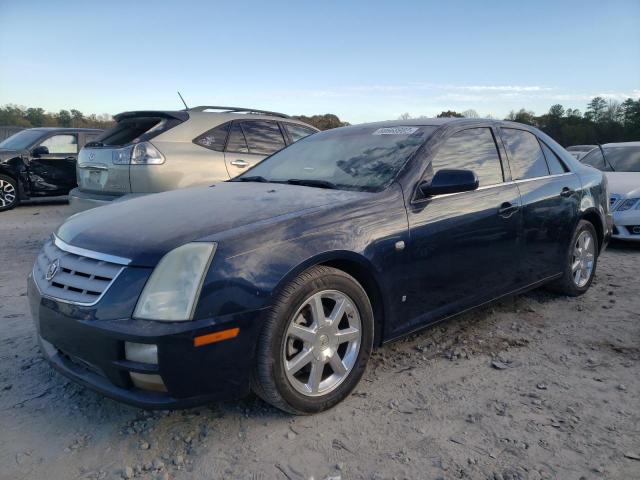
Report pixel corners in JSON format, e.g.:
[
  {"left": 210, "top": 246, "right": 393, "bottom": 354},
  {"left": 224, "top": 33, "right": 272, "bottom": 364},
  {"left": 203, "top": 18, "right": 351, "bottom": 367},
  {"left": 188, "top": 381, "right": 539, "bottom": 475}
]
[
  {"left": 498, "top": 202, "right": 519, "bottom": 218},
  {"left": 230, "top": 159, "right": 249, "bottom": 168},
  {"left": 560, "top": 187, "right": 575, "bottom": 198}
]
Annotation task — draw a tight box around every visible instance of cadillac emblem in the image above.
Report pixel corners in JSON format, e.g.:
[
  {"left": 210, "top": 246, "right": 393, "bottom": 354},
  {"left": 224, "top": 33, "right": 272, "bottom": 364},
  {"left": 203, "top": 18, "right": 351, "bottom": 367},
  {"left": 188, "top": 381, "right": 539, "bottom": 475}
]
[{"left": 45, "top": 258, "right": 60, "bottom": 281}]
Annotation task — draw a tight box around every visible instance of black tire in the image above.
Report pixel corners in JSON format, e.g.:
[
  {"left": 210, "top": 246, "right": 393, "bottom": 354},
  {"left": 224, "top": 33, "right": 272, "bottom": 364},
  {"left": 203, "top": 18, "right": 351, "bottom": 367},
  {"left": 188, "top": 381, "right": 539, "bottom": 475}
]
[
  {"left": 0, "top": 174, "right": 19, "bottom": 212},
  {"left": 252, "top": 265, "right": 374, "bottom": 414},
  {"left": 548, "top": 220, "right": 599, "bottom": 296}
]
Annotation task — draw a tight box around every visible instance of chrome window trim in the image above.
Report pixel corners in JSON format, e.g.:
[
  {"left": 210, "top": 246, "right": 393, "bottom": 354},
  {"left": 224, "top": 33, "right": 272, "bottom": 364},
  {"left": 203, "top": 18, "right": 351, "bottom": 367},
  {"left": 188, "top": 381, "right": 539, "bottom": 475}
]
[
  {"left": 412, "top": 172, "right": 575, "bottom": 202},
  {"left": 54, "top": 234, "right": 131, "bottom": 266}
]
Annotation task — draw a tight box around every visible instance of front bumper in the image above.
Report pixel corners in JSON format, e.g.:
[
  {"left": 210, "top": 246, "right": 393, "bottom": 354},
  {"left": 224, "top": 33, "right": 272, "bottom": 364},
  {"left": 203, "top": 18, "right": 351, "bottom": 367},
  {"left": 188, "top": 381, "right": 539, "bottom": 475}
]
[
  {"left": 612, "top": 210, "right": 640, "bottom": 242},
  {"left": 28, "top": 274, "right": 265, "bottom": 409}
]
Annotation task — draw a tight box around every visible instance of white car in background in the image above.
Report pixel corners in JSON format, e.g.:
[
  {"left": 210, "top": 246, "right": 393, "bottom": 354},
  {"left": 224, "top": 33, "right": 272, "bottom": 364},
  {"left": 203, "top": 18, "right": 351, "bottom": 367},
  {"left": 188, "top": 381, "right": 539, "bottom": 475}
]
[{"left": 581, "top": 142, "right": 640, "bottom": 241}]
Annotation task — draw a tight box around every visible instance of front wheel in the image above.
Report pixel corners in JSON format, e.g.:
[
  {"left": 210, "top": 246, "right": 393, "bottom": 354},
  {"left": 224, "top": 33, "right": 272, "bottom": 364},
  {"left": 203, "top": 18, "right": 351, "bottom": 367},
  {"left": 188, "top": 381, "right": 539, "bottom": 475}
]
[
  {"left": 252, "top": 266, "right": 374, "bottom": 414},
  {"left": 548, "top": 220, "right": 598, "bottom": 296},
  {"left": 0, "top": 174, "right": 18, "bottom": 212}
]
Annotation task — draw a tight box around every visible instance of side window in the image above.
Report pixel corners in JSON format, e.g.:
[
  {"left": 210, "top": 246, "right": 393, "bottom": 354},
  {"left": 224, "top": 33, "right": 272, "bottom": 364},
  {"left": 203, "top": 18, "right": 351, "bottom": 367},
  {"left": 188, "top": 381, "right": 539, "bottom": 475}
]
[
  {"left": 431, "top": 128, "right": 504, "bottom": 186},
  {"left": 501, "top": 129, "right": 549, "bottom": 180},
  {"left": 539, "top": 141, "right": 568, "bottom": 175},
  {"left": 193, "top": 122, "right": 230, "bottom": 152},
  {"left": 226, "top": 122, "right": 249, "bottom": 153},
  {"left": 284, "top": 123, "right": 317, "bottom": 143},
  {"left": 40, "top": 134, "right": 78, "bottom": 154},
  {"left": 241, "top": 121, "right": 286, "bottom": 155},
  {"left": 580, "top": 148, "right": 611, "bottom": 171}
]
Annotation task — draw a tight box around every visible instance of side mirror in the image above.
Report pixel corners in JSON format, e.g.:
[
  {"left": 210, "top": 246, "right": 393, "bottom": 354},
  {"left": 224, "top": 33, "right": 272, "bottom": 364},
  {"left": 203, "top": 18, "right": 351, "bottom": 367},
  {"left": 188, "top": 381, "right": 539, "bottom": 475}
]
[
  {"left": 31, "top": 145, "right": 49, "bottom": 157},
  {"left": 419, "top": 169, "right": 479, "bottom": 197}
]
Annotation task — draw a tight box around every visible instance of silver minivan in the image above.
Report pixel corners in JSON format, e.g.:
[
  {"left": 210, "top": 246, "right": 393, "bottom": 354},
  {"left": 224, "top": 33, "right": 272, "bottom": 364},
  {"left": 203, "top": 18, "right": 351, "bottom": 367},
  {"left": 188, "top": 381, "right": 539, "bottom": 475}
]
[{"left": 69, "top": 106, "right": 318, "bottom": 211}]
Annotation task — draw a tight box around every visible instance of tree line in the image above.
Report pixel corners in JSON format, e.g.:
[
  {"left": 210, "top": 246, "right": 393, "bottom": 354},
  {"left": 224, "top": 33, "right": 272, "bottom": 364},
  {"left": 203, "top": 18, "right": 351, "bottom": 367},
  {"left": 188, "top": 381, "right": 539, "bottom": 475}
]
[
  {"left": 0, "top": 105, "right": 114, "bottom": 129},
  {"left": 0, "top": 105, "right": 350, "bottom": 132},
  {"left": 414, "top": 97, "right": 640, "bottom": 147},
  {"left": 2, "top": 97, "right": 639, "bottom": 145}
]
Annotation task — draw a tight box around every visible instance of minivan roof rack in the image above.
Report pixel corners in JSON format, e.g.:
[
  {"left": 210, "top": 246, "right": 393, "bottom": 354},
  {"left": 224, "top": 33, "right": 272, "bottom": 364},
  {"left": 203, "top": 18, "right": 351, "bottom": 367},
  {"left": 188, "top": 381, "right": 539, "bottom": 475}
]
[{"left": 187, "top": 106, "right": 290, "bottom": 118}]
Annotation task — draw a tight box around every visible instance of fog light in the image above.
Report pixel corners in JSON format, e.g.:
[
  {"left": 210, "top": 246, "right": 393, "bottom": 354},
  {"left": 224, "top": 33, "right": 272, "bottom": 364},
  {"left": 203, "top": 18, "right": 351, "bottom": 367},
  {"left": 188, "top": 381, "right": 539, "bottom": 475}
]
[
  {"left": 130, "top": 372, "right": 167, "bottom": 392},
  {"left": 125, "top": 342, "right": 158, "bottom": 364}
]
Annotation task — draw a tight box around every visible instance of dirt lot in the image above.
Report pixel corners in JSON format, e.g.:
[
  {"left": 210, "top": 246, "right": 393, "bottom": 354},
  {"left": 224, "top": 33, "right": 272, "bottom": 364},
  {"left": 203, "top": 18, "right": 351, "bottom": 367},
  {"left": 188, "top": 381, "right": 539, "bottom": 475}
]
[{"left": 1, "top": 201, "right": 639, "bottom": 480}]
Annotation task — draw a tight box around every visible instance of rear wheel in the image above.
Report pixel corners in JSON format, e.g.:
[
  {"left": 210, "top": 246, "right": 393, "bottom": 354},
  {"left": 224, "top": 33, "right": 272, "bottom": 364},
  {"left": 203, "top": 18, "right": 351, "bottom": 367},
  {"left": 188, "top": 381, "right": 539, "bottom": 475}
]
[
  {"left": 548, "top": 220, "right": 598, "bottom": 296},
  {"left": 0, "top": 175, "right": 18, "bottom": 212},
  {"left": 252, "top": 266, "right": 373, "bottom": 414}
]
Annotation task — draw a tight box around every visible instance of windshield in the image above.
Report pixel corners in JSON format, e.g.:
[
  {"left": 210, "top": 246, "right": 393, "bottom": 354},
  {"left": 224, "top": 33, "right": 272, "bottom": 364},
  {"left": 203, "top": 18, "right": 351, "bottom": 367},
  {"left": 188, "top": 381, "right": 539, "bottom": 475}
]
[
  {"left": 604, "top": 146, "right": 640, "bottom": 172},
  {"left": 235, "top": 125, "right": 436, "bottom": 191},
  {"left": 0, "top": 130, "right": 44, "bottom": 150}
]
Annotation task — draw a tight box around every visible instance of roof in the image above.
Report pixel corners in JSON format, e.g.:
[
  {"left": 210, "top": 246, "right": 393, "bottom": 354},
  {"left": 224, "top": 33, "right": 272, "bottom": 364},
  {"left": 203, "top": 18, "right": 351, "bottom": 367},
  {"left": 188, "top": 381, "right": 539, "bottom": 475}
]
[
  {"left": 602, "top": 141, "right": 640, "bottom": 148},
  {"left": 337, "top": 117, "right": 506, "bottom": 129},
  {"left": 28, "top": 127, "right": 103, "bottom": 132}
]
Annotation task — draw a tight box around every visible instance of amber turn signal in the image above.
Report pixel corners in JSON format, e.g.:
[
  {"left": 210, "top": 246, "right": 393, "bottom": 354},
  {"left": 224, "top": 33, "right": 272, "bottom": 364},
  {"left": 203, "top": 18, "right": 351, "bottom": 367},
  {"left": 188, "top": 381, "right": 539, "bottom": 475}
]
[{"left": 193, "top": 327, "right": 240, "bottom": 347}]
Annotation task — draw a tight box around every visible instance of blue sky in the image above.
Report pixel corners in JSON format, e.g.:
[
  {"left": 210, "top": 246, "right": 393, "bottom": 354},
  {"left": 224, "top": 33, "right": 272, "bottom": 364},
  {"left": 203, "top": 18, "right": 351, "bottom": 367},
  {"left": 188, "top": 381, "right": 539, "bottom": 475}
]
[{"left": 0, "top": 0, "right": 638, "bottom": 123}]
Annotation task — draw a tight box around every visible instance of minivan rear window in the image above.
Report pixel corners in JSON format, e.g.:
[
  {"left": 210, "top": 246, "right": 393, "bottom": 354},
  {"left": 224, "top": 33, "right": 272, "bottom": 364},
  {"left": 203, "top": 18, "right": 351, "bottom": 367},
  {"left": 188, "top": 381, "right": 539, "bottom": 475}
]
[{"left": 90, "top": 113, "right": 186, "bottom": 147}]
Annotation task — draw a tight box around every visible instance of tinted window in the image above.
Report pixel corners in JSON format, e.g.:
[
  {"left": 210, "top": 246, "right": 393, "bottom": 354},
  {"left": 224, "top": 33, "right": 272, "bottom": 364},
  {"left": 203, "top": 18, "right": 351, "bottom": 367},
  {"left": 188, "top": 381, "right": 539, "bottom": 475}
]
[
  {"left": 285, "top": 123, "right": 317, "bottom": 142},
  {"left": 40, "top": 134, "right": 78, "bottom": 154},
  {"left": 581, "top": 148, "right": 608, "bottom": 171},
  {"left": 431, "top": 128, "right": 503, "bottom": 186},
  {"left": 239, "top": 125, "right": 436, "bottom": 191},
  {"left": 226, "top": 122, "right": 249, "bottom": 153},
  {"left": 540, "top": 141, "right": 568, "bottom": 175},
  {"left": 194, "top": 122, "right": 230, "bottom": 152},
  {"left": 242, "top": 121, "right": 286, "bottom": 155},
  {"left": 604, "top": 146, "right": 640, "bottom": 172},
  {"left": 501, "top": 129, "right": 549, "bottom": 180}
]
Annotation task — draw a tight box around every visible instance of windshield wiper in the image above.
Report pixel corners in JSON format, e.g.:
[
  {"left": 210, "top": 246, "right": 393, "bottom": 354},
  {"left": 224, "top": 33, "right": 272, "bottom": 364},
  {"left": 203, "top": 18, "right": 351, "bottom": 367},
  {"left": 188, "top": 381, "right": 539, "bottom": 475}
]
[
  {"left": 285, "top": 179, "right": 338, "bottom": 189},
  {"left": 233, "top": 175, "right": 269, "bottom": 183}
]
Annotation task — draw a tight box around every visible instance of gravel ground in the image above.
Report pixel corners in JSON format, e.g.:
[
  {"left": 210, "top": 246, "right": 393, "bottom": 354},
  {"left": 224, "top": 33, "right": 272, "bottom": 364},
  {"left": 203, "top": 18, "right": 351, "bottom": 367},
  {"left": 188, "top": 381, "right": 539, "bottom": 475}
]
[{"left": 1, "top": 201, "right": 639, "bottom": 480}]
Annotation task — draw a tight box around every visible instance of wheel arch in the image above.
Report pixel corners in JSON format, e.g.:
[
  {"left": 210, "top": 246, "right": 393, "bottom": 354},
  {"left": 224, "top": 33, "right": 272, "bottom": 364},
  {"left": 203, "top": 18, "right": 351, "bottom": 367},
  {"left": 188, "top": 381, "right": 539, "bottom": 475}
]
[
  {"left": 580, "top": 208, "right": 605, "bottom": 253},
  {"left": 272, "top": 251, "right": 387, "bottom": 346}
]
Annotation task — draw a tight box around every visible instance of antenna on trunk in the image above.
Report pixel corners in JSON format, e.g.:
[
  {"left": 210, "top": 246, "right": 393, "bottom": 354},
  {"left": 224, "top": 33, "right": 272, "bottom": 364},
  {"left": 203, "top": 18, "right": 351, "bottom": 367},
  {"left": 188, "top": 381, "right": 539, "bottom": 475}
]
[{"left": 177, "top": 91, "right": 189, "bottom": 110}]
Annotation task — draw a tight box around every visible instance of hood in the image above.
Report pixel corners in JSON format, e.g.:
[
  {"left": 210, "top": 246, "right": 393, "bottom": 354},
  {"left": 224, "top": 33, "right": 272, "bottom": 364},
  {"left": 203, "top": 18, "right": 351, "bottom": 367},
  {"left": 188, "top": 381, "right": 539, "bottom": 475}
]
[
  {"left": 57, "top": 182, "right": 368, "bottom": 266},
  {"left": 604, "top": 172, "right": 640, "bottom": 197}
]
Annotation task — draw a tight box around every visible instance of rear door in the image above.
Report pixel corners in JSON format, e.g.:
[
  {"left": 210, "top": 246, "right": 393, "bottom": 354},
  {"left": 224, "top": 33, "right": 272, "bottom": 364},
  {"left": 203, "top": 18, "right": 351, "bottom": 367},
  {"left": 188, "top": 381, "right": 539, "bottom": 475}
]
[
  {"left": 500, "top": 127, "right": 581, "bottom": 283},
  {"left": 28, "top": 133, "right": 79, "bottom": 195},
  {"left": 224, "top": 120, "right": 286, "bottom": 177}
]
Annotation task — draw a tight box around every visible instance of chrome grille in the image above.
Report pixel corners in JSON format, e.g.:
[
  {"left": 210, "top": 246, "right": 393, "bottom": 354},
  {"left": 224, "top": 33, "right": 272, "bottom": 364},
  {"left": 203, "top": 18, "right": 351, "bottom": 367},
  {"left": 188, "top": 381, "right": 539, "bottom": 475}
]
[{"left": 33, "top": 236, "right": 125, "bottom": 305}]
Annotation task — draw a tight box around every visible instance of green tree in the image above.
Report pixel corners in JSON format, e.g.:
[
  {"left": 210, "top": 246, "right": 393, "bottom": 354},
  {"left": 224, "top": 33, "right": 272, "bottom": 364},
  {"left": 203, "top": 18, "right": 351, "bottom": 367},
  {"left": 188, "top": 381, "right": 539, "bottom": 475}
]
[
  {"left": 506, "top": 108, "right": 536, "bottom": 125},
  {"left": 26, "top": 107, "right": 46, "bottom": 127},
  {"left": 57, "top": 109, "right": 72, "bottom": 127},
  {"left": 585, "top": 97, "right": 607, "bottom": 123},
  {"left": 436, "top": 110, "right": 463, "bottom": 118}
]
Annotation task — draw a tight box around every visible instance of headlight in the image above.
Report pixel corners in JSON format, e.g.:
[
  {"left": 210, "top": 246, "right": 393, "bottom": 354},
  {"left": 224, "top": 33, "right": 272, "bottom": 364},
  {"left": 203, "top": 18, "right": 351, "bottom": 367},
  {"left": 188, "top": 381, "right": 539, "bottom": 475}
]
[
  {"left": 134, "top": 242, "right": 217, "bottom": 322},
  {"left": 616, "top": 198, "right": 640, "bottom": 211}
]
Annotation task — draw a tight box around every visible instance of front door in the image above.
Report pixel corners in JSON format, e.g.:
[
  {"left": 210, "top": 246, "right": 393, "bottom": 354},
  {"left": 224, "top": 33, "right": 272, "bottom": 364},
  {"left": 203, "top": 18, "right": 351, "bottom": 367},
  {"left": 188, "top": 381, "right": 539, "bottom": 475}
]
[
  {"left": 28, "top": 133, "right": 79, "bottom": 195},
  {"left": 399, "top": 127, "right": 522, "bottom": 336}
]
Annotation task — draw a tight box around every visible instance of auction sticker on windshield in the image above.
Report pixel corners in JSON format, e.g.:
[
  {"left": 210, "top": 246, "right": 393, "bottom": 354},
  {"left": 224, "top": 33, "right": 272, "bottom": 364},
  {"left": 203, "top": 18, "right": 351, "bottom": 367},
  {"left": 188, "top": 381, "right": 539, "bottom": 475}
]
[{"left": 372, "top": 127, "right": 419, "bottom": 135}]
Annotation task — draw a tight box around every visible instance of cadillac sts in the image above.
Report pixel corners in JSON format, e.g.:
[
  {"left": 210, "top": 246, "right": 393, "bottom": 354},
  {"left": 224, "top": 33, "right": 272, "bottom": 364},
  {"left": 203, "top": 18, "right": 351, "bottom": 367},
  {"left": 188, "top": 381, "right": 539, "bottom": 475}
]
[{"left": 28, "top": 118, "right": 612, "bottom": 414}]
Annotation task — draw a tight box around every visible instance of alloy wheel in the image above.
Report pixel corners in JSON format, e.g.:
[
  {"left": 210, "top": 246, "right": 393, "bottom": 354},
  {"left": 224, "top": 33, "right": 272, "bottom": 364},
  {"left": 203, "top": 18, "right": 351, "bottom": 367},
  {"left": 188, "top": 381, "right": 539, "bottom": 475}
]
[
  {"left": 0, "top": 179, "right": 16, "bottom": 208},
  {"left": 572, "top": 230, "right": 595, "bottom": 287},
  {"left": 283, "top": 290, "right": 362, "bottom": 397}
]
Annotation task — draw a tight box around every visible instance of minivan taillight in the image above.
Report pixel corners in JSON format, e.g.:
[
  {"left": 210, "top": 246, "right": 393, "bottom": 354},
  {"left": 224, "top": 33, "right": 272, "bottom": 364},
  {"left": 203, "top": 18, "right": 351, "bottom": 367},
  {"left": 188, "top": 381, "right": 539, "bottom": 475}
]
[
  {"left": 131, "top": 142, "right": 165, "bottom": 165},
  {"left": 111, "top": 142, "right": 165, "bottom": 165}
]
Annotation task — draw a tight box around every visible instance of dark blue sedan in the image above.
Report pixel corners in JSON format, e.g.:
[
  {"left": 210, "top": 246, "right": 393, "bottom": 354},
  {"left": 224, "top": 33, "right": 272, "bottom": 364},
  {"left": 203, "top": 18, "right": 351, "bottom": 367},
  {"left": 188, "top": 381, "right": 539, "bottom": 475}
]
[{"left": 28, "top": 118, "right": 612, "bottom": 413}]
